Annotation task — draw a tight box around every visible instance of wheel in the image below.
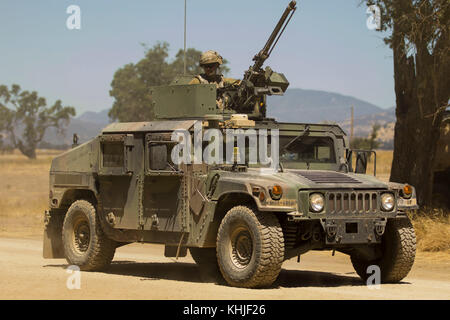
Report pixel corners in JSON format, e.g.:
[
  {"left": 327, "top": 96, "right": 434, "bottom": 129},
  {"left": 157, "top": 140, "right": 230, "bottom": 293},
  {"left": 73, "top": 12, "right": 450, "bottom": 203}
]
[
  {"left": 216, "top": 206, "right": 284, "bottom": 288},
  {"left": 62, "top": 200, "right": 116, "bottom": 271},
  {"left": 189, "top": 247, "right": 217, "bottom": 266},
  {"left": 351, "top": 217, "right": 416, "bottom": 283}
]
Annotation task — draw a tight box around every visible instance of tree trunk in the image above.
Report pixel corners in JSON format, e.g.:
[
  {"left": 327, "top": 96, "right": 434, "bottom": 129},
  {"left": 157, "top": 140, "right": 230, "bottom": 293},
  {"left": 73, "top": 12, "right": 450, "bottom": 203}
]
[
  {"left": 389, "top": 10, "right": 448, "bottom": 207},
  {"left": 16, "top": 140, "right": 37, "bottom": 159}
]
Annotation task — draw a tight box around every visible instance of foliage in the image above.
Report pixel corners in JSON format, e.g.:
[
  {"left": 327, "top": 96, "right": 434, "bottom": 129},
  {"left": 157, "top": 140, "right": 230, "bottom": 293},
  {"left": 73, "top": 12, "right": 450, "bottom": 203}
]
[
  {"left": 109, "top": 42, "right": 230, "bottom": 122},
  {"left": 350, "top": 123, "right": 381, "bottom": 150},
  {"left": 364, "top": 0, "right": 450, "bottom": 205},
  {"left": 0, "top": 84, "right": 75, "bottom": 159}
]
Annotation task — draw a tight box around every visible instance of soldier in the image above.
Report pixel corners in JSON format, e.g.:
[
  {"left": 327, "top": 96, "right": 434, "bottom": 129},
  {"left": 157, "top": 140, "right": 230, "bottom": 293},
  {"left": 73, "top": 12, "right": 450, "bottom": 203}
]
[
  {"left": 189, "top": 50, "right": 239, "bottom": 88},
  {"left": 189, "top": 50, "right": 239, "bottom": 109}
]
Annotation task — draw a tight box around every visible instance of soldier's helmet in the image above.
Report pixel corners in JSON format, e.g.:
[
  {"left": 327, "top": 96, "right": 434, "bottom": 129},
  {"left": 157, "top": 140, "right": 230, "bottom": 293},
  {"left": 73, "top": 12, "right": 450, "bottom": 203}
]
[{"left": 200, "top": 50, "right": 223, "bottom": 66}]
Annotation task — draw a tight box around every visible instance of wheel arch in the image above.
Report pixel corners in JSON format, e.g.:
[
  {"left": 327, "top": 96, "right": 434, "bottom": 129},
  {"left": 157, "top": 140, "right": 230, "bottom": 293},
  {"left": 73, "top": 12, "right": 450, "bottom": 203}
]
[
  {"left": 44, "top": 189, "right": 99, "bottom": 260},
  {"left": 59, "top": 188, "right": 98, "bottom": 210},
  {"left": 213, "top": 192, "right": 257, "bottom": 222}
]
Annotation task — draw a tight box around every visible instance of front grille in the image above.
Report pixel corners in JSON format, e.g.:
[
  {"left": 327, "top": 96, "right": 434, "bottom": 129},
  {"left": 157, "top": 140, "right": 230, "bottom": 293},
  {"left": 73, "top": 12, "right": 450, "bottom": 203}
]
[{"left": 327, "top": 191, "right": 378, "bottom": 214}]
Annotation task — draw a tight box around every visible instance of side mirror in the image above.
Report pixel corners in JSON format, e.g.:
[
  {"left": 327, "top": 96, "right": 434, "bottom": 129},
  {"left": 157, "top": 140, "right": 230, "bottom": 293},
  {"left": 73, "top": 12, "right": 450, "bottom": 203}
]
[
  {"left": 346, "top": 150, "right": 353, "bottom": 172},
  {"left": 149, "top": 144, "right": 168, "bottom": 170},
  {"left": 355, "top": 151, "right": 368, "bottom": 174}
]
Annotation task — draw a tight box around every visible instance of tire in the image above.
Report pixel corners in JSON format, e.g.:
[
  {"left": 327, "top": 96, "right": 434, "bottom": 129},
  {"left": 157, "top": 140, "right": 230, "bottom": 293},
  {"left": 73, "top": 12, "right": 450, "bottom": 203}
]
[
  {"left": 62, "top": 200, "right": 116, "bottom": 271},
  {"left": 351, "top": 217, "right": 416, "bottom": 283},
  {"left": 216, "top": 206, "right": 284, "bottom": 288},
  {"left": 189, "top": 247, "right": 217, "bottom": 266}
]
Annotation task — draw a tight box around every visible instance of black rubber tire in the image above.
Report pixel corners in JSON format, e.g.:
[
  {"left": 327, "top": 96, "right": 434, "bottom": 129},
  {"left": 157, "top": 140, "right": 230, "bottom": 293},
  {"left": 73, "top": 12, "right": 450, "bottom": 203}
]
[
  {"left": 189, "top": 247, "right": 217, "bottom": 266},
  {"left": 216, "top": 206, "right": 284, "bottom": 288},
  {"left": 62, "top": 200, "right": 116, "bottom": 271},
  {"left": 351, "top": 217, "right": 416, "bottom": 283}
]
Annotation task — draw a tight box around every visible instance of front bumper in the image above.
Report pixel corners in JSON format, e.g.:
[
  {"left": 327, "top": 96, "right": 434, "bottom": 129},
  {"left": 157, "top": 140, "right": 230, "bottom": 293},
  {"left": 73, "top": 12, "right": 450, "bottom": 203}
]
[{"left": 320, "top": 217, "right": 386, "bottom": 244}]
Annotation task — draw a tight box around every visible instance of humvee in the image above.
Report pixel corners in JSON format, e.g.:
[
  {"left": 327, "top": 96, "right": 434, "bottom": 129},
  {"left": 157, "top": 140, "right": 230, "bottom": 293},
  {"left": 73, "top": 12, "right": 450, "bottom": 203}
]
[{"left": 43, "top": 1, "right": 418, "bottom": 288}]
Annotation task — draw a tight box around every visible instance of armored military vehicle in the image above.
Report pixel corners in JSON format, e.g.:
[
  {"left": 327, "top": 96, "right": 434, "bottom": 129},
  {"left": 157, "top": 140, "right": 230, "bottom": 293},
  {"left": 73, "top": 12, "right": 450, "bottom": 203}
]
[{"left": 43, "top": 1, "right": 418, "bottom": 288}]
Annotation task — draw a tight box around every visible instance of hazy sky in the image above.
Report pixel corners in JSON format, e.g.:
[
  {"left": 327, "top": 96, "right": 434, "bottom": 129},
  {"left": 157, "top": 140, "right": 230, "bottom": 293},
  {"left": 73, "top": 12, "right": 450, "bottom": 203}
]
[{"left": 0, "top": 0, "right": 394, "bottom": 115}]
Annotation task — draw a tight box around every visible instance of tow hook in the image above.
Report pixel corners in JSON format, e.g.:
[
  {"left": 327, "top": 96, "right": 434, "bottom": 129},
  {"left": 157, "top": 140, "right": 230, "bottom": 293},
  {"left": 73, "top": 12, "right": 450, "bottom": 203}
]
[
  {"left": 325, "top": 221, "right": 337, "bottom": 238},
  {"left": 374, "top": 219, "right": 387, "bottom": 236}
]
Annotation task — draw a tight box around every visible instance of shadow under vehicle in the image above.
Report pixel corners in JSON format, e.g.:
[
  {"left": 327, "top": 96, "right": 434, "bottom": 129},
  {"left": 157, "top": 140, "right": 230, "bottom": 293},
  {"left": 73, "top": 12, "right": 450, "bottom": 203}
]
[{"left": 43, "top": 1, "right": 418, "bottom": 288}]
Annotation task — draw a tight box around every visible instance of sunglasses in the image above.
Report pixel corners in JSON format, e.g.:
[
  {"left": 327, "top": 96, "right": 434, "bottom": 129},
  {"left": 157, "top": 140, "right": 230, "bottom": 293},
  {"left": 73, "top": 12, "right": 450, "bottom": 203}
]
[{"left": 203, "top": 64, "right": 217, "bottom": 69}]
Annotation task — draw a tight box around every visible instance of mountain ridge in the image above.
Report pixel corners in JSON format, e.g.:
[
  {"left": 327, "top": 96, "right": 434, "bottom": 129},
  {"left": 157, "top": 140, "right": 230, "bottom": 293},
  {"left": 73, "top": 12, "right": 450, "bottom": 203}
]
[{"left": 41, "top": 88, "right": 395, "bottom": 147}]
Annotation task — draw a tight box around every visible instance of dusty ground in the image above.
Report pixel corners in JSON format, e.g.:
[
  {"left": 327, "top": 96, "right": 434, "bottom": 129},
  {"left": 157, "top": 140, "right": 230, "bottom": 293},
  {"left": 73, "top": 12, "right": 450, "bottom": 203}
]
[
  {"left": 0, "top": 236, "right": 449, "bottom": 300},
  {"left": 1, "top": 150, "right": 449, "bottom": 300}
]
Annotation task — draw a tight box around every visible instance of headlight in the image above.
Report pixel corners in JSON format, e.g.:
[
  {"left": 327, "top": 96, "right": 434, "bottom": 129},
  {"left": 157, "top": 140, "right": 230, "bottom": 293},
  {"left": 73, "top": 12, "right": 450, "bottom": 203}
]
[
  {"left": 309, "top": 193, "right": 325, "bottom": 213},
  {"left": 381, "top": 193, "right": 395, "bottom": 211}
]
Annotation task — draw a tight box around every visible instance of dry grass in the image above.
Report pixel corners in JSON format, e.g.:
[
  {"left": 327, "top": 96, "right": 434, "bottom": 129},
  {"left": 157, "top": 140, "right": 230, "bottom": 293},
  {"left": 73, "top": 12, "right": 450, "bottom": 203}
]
[
  {"left": 410, "top": 209, "right": 450, "bottom": 253},
  {"left": 373, "top": 150, "right": 450, "bottom": 254},
  {"left": 0, "top": 148, "right": 448, "bottom": 255},
  {"left": 0, "top": 149, "right": 56, "bottom": 237}
]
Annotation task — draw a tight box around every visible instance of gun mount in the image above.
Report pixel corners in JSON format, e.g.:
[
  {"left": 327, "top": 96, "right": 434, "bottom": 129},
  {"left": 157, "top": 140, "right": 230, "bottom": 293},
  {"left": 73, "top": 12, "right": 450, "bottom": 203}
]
[
  {"left": 151, "top": 1, "right": 297, "bottom": 121},
  {"left": 222, "top": 0, "right": 297, "bottom": 114}
]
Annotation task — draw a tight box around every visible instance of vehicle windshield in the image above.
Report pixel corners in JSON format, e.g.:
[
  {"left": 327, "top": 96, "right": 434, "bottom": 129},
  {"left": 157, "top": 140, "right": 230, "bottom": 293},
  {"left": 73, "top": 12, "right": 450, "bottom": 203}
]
[
  {"left": 195, "top": 132, "right": 336, "bottom": 169},
  {"left": 279, "top": 136, "right": 336, "bottom": 164}
]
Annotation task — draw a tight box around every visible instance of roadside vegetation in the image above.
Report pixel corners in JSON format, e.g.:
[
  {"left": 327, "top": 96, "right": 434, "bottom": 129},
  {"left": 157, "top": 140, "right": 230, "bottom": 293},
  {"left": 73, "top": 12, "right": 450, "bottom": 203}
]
[{"left": 0, "top": 149, "right": 448, "bottom": 256}]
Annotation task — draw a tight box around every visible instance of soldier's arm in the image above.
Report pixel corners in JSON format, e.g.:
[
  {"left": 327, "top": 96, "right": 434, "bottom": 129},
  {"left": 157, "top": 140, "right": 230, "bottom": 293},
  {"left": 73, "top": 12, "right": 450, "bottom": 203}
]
[
  {"left": 189, "top": 77, "right": 201, "bottom": 85},
  {"left": 223, "top": 77, "right": 241, "bottom": 86}
]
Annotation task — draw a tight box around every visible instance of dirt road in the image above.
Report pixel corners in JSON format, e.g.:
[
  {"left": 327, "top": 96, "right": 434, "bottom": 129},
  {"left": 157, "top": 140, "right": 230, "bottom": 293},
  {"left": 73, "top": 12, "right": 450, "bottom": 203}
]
[{"left": 0, "top": 236, "right": 449, "bottom": 300}]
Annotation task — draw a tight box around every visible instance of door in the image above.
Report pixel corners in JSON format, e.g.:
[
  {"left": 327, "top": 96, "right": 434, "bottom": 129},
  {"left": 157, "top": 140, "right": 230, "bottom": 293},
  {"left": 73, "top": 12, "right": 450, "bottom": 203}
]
[
  {"left": 98, "top": 134, "right": 143, "bottom": 229},
  {"left": 143, "top": 133, "right": 185, "bottom": 232}
]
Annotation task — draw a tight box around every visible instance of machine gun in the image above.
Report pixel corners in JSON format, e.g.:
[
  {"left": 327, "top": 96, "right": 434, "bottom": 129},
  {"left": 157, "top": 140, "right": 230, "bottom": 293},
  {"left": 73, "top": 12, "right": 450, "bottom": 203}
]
[{"left": 221, "top": 1, "right": 297, "bottom": 115}]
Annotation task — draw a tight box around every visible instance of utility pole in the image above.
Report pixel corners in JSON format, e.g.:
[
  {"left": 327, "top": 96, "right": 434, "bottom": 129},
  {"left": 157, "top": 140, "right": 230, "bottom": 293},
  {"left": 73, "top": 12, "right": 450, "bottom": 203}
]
[
  {"left": 350, "top": 105, "right": 354, "bottom": 145},
  {"left": 184, "top": 0, "right": 187, "bottom": 75}
]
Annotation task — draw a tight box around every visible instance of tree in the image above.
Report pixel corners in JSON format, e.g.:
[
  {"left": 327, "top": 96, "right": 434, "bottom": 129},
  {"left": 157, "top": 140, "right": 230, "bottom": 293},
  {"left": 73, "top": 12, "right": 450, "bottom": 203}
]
[
  {"left": 365, "top": 0, "right": 450, "bottom": 206},
  {"left": 0, "top": 84, "right": 76, "bottom": 159},
  {"left": 351, "top": 123, "right": 381, "bottom": 150},
  {"left": 109, "top": 42, "right": 230, "bottom": 122}
]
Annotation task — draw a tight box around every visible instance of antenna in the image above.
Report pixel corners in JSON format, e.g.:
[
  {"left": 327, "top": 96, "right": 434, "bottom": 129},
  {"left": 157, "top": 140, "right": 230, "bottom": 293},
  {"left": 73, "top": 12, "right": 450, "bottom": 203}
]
[{"left": 184, "top": 0, "right": 187, "bottom": 74}]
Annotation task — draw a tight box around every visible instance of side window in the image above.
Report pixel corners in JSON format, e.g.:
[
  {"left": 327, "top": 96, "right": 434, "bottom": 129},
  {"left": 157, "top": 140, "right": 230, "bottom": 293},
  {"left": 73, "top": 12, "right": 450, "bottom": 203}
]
[
  {"left": 148, "top": 143, "right": 168, "bottom": 170},
  {"left": 102, "top": 142, "right": 124, "bottom": 167},
  {"left": 146, "top": 133, "right": 179, "bottom": 172},
  {"left": 316, "top": 146, "right": 331, "bottom": 160}
]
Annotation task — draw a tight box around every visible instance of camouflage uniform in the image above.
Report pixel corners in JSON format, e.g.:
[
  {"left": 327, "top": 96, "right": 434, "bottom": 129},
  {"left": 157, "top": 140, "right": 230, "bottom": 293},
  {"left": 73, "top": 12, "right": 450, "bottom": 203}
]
[
  {"left": 189, "top": 50, "right": 240, "bottom": 108},
  {"left": 189, "top": 74, "right": 239, "bottom": 87}
]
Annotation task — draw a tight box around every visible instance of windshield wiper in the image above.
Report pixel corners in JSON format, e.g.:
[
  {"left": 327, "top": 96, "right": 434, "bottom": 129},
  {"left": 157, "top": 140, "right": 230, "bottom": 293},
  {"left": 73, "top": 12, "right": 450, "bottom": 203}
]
[{"left": 281, "top": 125, "right": 310, "bottom": 152}]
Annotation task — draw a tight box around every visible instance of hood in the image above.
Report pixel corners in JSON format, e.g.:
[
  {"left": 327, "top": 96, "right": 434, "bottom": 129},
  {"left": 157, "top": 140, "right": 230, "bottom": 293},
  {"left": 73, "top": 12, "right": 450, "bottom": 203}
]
[
  {"left": 281, "top": 169, "right": 387, "bottom": 189},
  {"left": 223, "top": 168, "right": 388, "bottom": 190}
]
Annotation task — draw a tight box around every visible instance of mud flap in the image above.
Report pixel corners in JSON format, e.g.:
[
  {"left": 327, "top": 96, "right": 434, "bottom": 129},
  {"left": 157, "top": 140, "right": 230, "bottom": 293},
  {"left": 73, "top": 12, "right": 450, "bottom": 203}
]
[
  {"left": 43, "top": 210, "right": 65, "bottom": 259},
  {"left": 164, "top": 245, "right": 187, "bottom": 258}
]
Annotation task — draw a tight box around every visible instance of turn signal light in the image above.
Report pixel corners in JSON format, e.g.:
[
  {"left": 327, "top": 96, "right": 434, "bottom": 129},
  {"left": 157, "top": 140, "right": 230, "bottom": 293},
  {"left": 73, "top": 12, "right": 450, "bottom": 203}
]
[
  {"left": 259, "top": 191, "right": 266, "bottom": 202},
  {"left": 270, "top": 185, "right": 283, "bottom": 200},
  {"left": 272, "top": 185, "right": 283, "bottom": 196},
  {"left": 403, "top": 184, "right": 412, "bottom": 198}
]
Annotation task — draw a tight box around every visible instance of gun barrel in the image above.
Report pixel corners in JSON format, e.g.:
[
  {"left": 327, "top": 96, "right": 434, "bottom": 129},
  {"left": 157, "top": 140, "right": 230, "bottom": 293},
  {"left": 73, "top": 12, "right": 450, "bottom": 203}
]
[{"left": 253, "top": 0, "right": 297, "bottom": 70}]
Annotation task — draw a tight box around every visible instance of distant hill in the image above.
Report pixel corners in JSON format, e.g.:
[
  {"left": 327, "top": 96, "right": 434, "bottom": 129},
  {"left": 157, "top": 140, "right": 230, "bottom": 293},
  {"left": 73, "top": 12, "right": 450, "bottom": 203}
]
[
  {"left": 75, "top": 109, "right": 110, "bottom": 124},
  {"left": 42, "top": 109, "right": 110, "bottom": 146},
  {"left": 267, "top": 88, "right": 384, "bottom": 123},
  {"left": 39, "top": 89, "right": 396, "bottom": 148},
  {"left": 267, "top": 89, "right": 395, "bottom": 148}
]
